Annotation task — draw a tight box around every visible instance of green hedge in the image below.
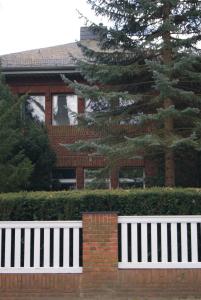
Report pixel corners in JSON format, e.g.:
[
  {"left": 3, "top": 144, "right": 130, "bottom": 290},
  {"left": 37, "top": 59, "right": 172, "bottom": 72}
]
[{"left": 0, "top": 188, "right": 201, "bottom": 220}]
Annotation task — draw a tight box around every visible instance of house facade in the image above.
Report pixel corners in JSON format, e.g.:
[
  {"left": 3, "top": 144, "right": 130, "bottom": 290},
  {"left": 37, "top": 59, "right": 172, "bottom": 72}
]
[{"left": 1, "top": 27, "right": 157, "bottom": 190}]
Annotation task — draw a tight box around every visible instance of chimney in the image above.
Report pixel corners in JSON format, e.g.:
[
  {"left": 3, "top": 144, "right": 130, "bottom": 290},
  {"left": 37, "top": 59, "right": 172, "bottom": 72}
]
[{"left": 80, "top": 27, "right": 98, "bottom": 41}]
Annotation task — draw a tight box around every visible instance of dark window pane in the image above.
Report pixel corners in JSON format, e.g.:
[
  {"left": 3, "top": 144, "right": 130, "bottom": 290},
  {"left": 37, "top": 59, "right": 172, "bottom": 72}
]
[
  {"left": 52, "top": 168, "right": 76, "bottom": 190},
  {"left": 84, "top": 168, "right": 110, "bottom": 189},
  {"left": 53, "top": 168, "right": 76, "bottom": 179},
  {"left": 119, "top": 167, "right": 145, "bottom": 188}
]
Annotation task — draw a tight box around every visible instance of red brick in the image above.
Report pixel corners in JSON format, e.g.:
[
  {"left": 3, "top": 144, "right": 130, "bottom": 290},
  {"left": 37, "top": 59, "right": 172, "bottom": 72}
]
[{"left": 8, "top": 79, "right": 155, "bottom": 189}]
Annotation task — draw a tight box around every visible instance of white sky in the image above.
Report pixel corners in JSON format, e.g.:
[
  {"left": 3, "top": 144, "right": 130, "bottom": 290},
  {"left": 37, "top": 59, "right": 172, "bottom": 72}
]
[{"left": 0, "top": 0, "right": 104, "bottom": 55}]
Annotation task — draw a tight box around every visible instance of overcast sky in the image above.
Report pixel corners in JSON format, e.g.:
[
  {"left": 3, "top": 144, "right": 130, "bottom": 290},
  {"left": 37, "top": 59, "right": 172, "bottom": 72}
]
[{"left": 0, "top": 0, "right": 104, "bottom": 55}]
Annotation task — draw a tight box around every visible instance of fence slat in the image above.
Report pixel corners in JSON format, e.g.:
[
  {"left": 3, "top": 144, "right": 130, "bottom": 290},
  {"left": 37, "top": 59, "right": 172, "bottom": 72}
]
[
  {"left": 161, "top": 223, "right": 168, "bottom": 263},
  {"left": 171, "top": 223, "right": 178, "bottom": 262},
  {"left": 141, "top": 223, "right": 148, "bottom": 263},
  {"left": 131, "top": 223, "right": 138, "bottom": 263},
  {"left": 181, "top": 223, "right": 188, "bottom": 262},
  {"left": 24, "top": 229, "right": 31, "bottom": 268},
  {"left": 151, "top": 223, "right": 158, "bottom": 263},
  {"left": 73, "top": 228, "right": 79, "bottom": 268},
  {"left": 191, "top": 223, "right": 198, "bottom": 262},
  {"left": 53, "top": 228, "right": 60, "bottom": 268},
  {"left": 34, "top": 228, "right": 40, "bottom": 268},
  {"left": 121, "top": 223, "right": 128, "bottom": 263},
  {"left": 44, "top": 228, "right": 50, "bottom": 268},
  {"left": 5, "top": 229, "right": 11, "bottom": 268},
  {"left": 14, "top": 229, "right": 21, "bottom": 268},
  {"left": 63, "top": 228, "right": 70, "bottom": 267}
]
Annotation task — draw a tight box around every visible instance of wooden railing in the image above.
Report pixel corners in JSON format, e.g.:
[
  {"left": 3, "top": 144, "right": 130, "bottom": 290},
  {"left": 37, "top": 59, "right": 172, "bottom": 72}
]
[
  {"left": 0, "top": 221, "right": 82, "bottom": 273},
  {"left": 1, "top": 216, "right": 201, "bottom": 273},
  {"left": 118, "top": 216, "right": 201, "bottom": 268}
]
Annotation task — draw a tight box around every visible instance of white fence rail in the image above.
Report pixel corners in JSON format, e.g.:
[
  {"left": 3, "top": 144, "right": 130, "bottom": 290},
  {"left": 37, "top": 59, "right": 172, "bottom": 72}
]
[
  {"left": 118, "top": 216, "right": 201, "bottom": 269},
  {"left": 0, "top": 221, "right": 82, "bottom": 273}
]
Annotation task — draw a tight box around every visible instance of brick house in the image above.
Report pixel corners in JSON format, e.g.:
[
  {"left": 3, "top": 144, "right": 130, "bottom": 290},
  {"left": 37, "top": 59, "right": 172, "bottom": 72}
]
[{"left": 1, "top": 27, "right": 156, "bottom": 190}]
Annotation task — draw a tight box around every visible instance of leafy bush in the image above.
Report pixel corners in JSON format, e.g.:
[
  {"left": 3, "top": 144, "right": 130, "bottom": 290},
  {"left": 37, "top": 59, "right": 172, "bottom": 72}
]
[{"left": 0, "top": 188, "right": 201, "bottom": 220}]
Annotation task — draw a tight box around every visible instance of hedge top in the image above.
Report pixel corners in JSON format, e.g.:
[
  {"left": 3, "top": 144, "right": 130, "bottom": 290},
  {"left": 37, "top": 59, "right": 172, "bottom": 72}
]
[{"left": 0, "top": 188, "right": 201, "bottom": 220}]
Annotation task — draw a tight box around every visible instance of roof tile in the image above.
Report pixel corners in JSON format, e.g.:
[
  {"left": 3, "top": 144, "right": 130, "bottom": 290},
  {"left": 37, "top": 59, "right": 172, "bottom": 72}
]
[{"left": 1, "top": 41, "right": 99, "bottom": 70}]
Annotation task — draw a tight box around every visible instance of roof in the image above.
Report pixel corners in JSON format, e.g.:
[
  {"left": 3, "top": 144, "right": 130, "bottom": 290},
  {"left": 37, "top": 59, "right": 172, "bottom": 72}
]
[{"left": 0, "top": 41, "right": 99, "bottom": 74}]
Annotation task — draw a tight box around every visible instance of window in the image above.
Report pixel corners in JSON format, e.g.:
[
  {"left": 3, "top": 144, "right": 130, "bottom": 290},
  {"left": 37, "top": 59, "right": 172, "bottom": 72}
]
[
  {"left": 119, "top": 98, "right": 136, "bottom": 108},
  {"left": 85, "top": 98, "right": 109, "bottom": 113},
  {"left": 85, "top": 99, "right": 93, "bottom": 113},
  {"left": 119, "top": 114, "right": 142, "bottom": 125},
  {"left": 25, "top": 95, "right": 45, "bottom": 123},
  {"left": 84, "top": 168, "right": 110, "bottom": 189},
  {"left": 52, "top": 168, "right": 76, "bottom": 190},
  {"left": 52, "top": 94, "right": 78, "bottom": 125},
  {"left": 119, "top": 167, "right": 145, "bottom": 188},
  {"left": 85, "top": 98, "right": 141, "bottom": 125},
  {"left": 119, "top": 98, "right": 142, "bottom": 125}
]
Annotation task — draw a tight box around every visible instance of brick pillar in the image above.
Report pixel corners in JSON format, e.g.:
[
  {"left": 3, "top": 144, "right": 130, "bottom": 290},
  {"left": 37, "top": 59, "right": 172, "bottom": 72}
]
[
  {"left": 110, "top": 168, "right": 119, "bottom": 189},
  {"left": 145, "top": 158, "right": 157, "bottom": 177},
  {"left": 45, "top": 90, "right": 52, "bottom": 125},
  {"left": 81, "top": 212, "right": 118, "bottom": 294},
  {"left": 76, "top": 167, "right": 84, "bottom": 189},
  {"left": 78, "top": 97, "right": 85, "bottom": 113}
]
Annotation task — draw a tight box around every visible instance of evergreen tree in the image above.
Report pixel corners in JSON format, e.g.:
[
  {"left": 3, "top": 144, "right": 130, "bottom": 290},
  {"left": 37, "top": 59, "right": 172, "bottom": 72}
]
[
  {"left": 0, "top": 75, "right": 56, "bottom": 192},
  {"left": 65, "top": 0, "right": 201, "bottom": 187},
  {"left": 0, "top": 75, "right": 33, "bottom": 192},
  {"left": 19, "top": 122, "right": 56, "bottom": 191}
]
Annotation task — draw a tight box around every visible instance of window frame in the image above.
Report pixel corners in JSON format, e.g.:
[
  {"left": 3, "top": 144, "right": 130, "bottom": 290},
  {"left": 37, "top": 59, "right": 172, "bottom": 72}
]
[
  {"left": 23, "top": 94, "right": 46, "bottom": 123},
  {"left": 52, "top": 94, "right": 78, "bottom": 126}
]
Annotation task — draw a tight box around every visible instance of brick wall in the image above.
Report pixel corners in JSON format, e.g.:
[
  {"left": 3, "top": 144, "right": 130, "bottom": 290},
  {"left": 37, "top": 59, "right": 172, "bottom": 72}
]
[
  {"left": 1, "top": 212, "right": 201, "bottom": 300},
  {"left": 7, "top": 78, "right": 157, "bottom": 189}
]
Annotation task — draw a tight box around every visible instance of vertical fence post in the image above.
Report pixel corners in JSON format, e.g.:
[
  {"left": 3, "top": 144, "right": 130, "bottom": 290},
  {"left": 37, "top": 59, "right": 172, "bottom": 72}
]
[{"left": 82, "top": 212, "right": 118, "bottom": 292}]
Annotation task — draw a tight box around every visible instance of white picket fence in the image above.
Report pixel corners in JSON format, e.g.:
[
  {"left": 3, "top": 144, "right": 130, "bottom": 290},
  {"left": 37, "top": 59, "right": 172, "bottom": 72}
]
[
  {"left": 0, "top": 221, "right": 82, "bottom": 273},
  {"left": 1, "top": 216, "right": 201, "bottom": 273},
  {"left": 118, "top": 216, "right": 201, "bottom": 268}
]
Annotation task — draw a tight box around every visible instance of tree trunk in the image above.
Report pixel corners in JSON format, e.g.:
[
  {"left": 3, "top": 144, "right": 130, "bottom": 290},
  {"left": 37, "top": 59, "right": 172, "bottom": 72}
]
[
  {"left": 162, "top": 3, "right": 175, "bottom": 187},
  {"left": 164, "top": 98, "right": 175, "bottom": 187},
  {"left": 165, "top": 149, "right": 175, "bottom": 187},
  {"left": 163, "top": 98, "right": 175, "bottom": 187}
]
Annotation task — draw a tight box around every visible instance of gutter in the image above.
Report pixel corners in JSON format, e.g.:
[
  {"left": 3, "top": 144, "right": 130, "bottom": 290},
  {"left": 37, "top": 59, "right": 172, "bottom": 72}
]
[
  {"left": 3, "top": 70, "right": 80, "bottom": 75},
  {"left": 1, "top": 66, "right": 80, "bottom": 75}
]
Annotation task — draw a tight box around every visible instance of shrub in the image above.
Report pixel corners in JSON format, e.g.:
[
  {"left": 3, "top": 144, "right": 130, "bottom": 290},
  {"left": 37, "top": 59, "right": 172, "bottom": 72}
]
[{"left": 0, "top": 188, "right": 201, "bottom": 220}]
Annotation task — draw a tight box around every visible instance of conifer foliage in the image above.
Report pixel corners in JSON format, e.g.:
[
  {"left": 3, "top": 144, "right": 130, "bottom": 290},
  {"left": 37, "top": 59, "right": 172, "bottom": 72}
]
[
  {"left": 68, "top": 0, "right": 201, "bottom": 187},
  {"left": 0, "top": 75, "right": 55, "bottom": 192},
  {"left": 0, "top": 75, "right": 33, "bottom": 192}
]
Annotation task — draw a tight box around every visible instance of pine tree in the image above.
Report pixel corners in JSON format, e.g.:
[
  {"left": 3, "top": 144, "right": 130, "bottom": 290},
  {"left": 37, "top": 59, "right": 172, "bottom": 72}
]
[
  {"left": 66, "top": 0, "right": 201, "bottom": 187},
  {"left": 19, "top": 122, "right": 56, "bottom": 191},
  {"left": 0, "top": 75, "right": 56, "bottom": 192},
  {"left": 0, "top": 75, "right": 33, "bottom": 192}
]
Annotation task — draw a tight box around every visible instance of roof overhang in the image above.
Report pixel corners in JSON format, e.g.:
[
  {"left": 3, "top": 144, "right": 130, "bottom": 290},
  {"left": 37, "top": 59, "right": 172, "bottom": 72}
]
[{"left": 2, "top": 66, "right": 79, "bottom": 76}]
